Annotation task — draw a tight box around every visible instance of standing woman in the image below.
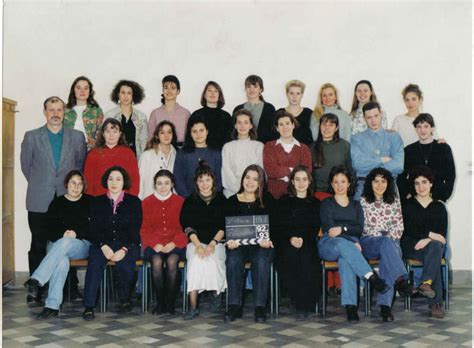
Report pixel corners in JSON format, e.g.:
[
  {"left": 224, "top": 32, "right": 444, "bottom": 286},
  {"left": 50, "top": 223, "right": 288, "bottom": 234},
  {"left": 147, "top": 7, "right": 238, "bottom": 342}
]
[
  {"left": 277, "top": 80, "right": 313, "bottom": 145},
  {"left": 360, "top": 168, "right": 415, "bottom": 322},
  {"left": 84, "top": 119, "right": 139, "bottom": 196},
  {"left": 139, "top": 121, "right": 178, "bottom": 199},
  {"left": 221, "top": 109, "right": 264, "bottom": 198},
  {"left": 278, "top": 166, "right": 321, "bottom": 320},
  {"left": 64, "top": 76, "right": 104, "bottom": 150},
  {"left": 148, "top": 75, "right": 190, "bottom": 147},
  {"left": 225, "top": 164, "right": 275, "bottom": 323},
  {"left": 401, "top": 166, "right": 447, "bottom": 318},
  {"left": 312, "top": 82, "right": 351, "bottom": 142},
  {"left": 318, "top": 165, "right": 389, "bottom": 323},
  {"left": 105, "top": 80, "right": 148, "bottom": 158},
  {"left": 82, "top": 166, "right": 142, "bottom": 320},
  {"left": 23, "top": 171, "right": 92, "bottom": 319},
  {"left": 174, "top": 117, "right": 222, "bottom": 197},
  {"left": 349, "top": 80, "right": 388, "bottom": 135},
  {"left": 263, "top": 110, "right": 312, "bottom": 199},
  {"left": 141, "top": 170, "right": 187, "bottom": 315},
  {"left": 188, "top": 81, "right": 233, "bottom": 150},
  {"left": 311, "top": 113, "right": 352, "bottom": 201},
  {"left": 180, "top": 164, "right": 227, "bottom": 320},
  {"left": 392, "top": 84, "right": 425, "bottom": 146},
  {"left": 233, "top": 75, "right": 277, "bottom": 144}
]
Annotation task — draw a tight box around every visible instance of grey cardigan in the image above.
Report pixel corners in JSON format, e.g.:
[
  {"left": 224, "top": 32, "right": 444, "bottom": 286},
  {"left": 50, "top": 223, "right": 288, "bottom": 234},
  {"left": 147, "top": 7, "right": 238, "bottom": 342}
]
[{"left": 20, "top": 125, "right": 86, "bottom": 212}]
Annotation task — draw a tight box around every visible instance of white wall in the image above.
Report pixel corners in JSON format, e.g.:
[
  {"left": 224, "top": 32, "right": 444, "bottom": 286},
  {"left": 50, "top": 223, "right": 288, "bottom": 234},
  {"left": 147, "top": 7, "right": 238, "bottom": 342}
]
[{"left": 4, "top": 1, "right": 471, "bottom": 272}]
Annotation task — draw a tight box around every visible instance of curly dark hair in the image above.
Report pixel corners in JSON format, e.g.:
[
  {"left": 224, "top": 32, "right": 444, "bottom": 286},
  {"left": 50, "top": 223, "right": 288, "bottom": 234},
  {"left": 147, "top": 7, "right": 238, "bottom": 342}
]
[
  {"left": 110, "top": 80, "right": 145, "bottom": 104},
  {"left": 362, "top": 167, "right": 396, "bottom": 204},
  {"left": 66, "top": 76, "right": 100, "bottom": 108},
  {"left": 200, "top": 81, "right": 225, "bottom": 108},
  {"left": 327, "top": 164, "right": 355, "bottom": 196},
  {"left": 95, "top": 118, "right": 128, "bottom": 148},
  {"left": 145, "top": 120, "right": 178, "bottom": 150},
  {"left": 287, "top": 165, "right": 313, "bottom": 199},
  {"left": 63, "top": 170, "right": 87, "bottom": 193},
  {"left": 101, "top": 166, "right": 132, "bottom": 190},
  {"left": 409, "top": 165, "right": 434, "bottom": 197}
]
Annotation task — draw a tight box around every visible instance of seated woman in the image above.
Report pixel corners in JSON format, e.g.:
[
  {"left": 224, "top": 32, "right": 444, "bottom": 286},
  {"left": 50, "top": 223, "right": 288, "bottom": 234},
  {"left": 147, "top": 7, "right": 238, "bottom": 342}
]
[
  {"left": 179, "top": 163, "right": 227, "bottom": 320},
  {"left": 24, "top": 170, "right": 92, "bottom": 319},
  {"left": 225, "top": 164, "right": 275, "bottom": 323},
  {"left": 318, "top": 165, "right": 389, "bottom": 324},
  {"left": 84, "top": 118, "right": 140, "bottom": 196},
  {"left": 221, "top": 109, "right": 264, "bottom": 198},
  {"left": 139, "top": 120, "right": 178, "bottom": 199},
  {"left": 401, "top": 166, "right": 447, "bottom": 319},
  {"left": 105, "top": 80, "right": 148, "bottom": 158},
  {"left": 360, "top": 167, "right": 415, "bottom": 322},
  {"left": 174, "top": 117, "right": 222, "bottom": 197},
  {"left": 82, "top": 166, "right": 142, "bottom": 321},
  {"left": 141, "top": 169, "right": 186, "bottom": 315},
  {"left": 278, "top": 165, "right": 321, "bottom": 320},
  {"left": 263, "top": 110, "right": 312, "bottom": 199}
]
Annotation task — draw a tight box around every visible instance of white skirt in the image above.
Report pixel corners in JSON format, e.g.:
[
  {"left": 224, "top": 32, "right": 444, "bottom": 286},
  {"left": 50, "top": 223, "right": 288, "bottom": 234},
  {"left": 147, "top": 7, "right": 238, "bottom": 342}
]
[{"left": 186, "top": 243, "right": 227, "bottom": 294}]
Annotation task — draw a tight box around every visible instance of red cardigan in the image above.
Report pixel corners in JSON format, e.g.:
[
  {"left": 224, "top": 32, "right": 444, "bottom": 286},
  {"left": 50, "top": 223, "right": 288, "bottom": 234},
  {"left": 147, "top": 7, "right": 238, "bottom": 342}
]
[
  {"left": 84, "top": 145, "right": 140, "bottom": 196},
  {"left": 263, "top": 140, "right": 312, "bottom": 199},
  {"left": 140, "top": 194, "right": 187, "bottom": 249}
]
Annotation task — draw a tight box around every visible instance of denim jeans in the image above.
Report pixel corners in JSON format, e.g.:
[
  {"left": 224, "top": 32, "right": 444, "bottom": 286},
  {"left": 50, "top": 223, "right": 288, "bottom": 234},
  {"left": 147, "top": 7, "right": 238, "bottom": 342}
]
[
  {"left": 403, "top": 240, "right": 445, "bottom": 306},
  {"left": 32, "top": 237, "right": 91, "bottom": 310},
  {"left": 83, "top": 242, "right": 139, "bottom": 308},
  {"left": 360, "top": 236, "right": 407, "bottom": 307},
  {"left": 318, "top": 236, "right": 372, "bottom": 306},
  {"left": 226, "top": 245, "right": 274, "bottom": 307}
]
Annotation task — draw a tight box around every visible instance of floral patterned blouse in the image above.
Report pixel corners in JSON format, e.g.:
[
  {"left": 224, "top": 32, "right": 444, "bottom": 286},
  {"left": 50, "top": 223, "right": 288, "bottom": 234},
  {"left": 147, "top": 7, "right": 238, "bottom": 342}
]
[
  {"left": 360, "top": 196, "right": 404, "bottom": 240},
  {"left": 350, "top": 105, "right": 388, "bottom": 135},
  {"left": 64, "top": 105, "right": 104, "bottom": 150}
]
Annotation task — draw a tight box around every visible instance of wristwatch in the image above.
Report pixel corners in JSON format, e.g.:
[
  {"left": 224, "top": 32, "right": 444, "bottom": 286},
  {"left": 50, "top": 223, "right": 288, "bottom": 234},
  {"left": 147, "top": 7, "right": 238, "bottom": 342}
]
[{"left": 343, "top": 226, "right": 348, "bottom": 233}]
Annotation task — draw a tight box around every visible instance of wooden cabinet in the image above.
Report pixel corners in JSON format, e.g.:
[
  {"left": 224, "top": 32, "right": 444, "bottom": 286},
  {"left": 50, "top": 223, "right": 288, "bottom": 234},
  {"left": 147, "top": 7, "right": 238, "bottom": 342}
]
[{"left": 3, "top": 98, "right": 16, "bottom": 285}]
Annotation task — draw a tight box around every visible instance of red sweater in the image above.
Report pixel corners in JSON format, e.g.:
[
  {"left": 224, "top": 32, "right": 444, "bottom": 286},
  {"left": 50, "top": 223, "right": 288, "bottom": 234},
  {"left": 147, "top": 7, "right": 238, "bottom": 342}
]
[
  {"left": 140, "top": 194, "right": 187, "bottom": 249},
  {"left": 263, "top": 140, "right": 312, "bottom": 199},
  {"left": 84, "top": 145, "right": 140, "bottom": 196}
]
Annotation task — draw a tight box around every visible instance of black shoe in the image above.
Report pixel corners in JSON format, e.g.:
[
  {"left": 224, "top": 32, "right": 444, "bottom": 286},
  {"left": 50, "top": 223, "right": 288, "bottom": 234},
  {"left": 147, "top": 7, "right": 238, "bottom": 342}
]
[
  {"left": 296, "top": 310, "right": 308, "bottom": 321},
  {"left": 69, "top": 289, "right": 84, "bottom": 301},
  {"left": 395, "top": 277, "right": 416, "bottom": 297},
  {"left": 183, "top": 308, "right": 200, "bottom": 320},
  {"left": 82, "top": 307, "right": 95, "bottom": 321},
  {"left": 380, "top": 305, "right": 394, "bottom": 322},
  {"left": 254, "top": 306, "right": 267, "bottom": 323},
  {"left": 152, "top": 303, "right": 164, "bottom": 315},
  {"left": 24, "top": 278, "right": 40, "bottom": 299},
  {"left": 224, "top": 305, "right": 242, "bottom": 323},
  {"left": 119, "top": 301, "right": 132, "bottom": 313},
  {"left": 165, "top": 303, "right": 176, "bottom": 315},
  {"left": 37, "top": 307, "right": 59, "bottom": 319},
  {"left": 346, "top": 305, "right": 359, "bottom": 324},
  {"left": 209, "top": 293, "right": 222, "bottom": 313},
  {"left": 368, "top": 273, "right": 390, "bottom": 294},
  {"left": 26, "top": 294, "right": 43, "bottom": 307}
]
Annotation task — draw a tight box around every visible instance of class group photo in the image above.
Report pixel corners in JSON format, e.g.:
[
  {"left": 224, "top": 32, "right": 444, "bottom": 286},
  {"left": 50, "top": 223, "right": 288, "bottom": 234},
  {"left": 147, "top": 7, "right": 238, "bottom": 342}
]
[{"left": 2, "top": 1, "right": 472, "bottom": 347}]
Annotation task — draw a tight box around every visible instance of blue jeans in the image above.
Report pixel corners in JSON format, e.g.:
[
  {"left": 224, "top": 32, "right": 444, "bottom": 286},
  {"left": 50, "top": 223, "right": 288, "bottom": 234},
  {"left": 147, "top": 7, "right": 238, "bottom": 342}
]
[
  {"left": 32, "top": 237, "right": 90, "bottom": 310},
  {"left": 360, "top": 236, "right": 407, "bottom": 307},
  {"left": 318, "top": 236, "right": 372, "bottom": 306},
  {"left": 226, "top": 245, "right": 274, "bottom": 307}
]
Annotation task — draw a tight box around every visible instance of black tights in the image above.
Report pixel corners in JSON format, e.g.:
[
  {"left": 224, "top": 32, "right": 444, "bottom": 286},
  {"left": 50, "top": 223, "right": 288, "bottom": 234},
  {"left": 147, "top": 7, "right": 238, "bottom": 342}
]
[{"left": 150, "top": 254, "right": 180, "bottom": 305}]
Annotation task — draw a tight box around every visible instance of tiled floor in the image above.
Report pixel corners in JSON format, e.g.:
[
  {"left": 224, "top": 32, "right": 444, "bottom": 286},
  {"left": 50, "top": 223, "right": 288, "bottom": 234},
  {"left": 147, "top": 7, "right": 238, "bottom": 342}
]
[{"left": 2, "top": 286, "right": 472, "bottom": 347}]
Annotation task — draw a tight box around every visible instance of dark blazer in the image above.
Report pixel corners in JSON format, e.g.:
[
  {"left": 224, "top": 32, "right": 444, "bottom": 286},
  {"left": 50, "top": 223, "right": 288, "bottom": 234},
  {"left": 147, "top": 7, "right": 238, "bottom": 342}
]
[
  {"left": 20, "top": 125, "right": 87, "bottom": 212},
  {"left": 233, "top": 102, "right": 277, "bottom": 144}
]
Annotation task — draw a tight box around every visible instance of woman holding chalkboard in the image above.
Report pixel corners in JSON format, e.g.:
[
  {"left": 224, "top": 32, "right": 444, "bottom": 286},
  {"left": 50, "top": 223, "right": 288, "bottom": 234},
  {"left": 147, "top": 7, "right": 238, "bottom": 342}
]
[
  {"left": 224, "top": 164, "right": 275, "bottom": 323},
  {"left": 277, "top": 165, "right": 321, "bottom": 321},
  {"left": 179, "top": 163, "right": 227, "bottom": 320}
]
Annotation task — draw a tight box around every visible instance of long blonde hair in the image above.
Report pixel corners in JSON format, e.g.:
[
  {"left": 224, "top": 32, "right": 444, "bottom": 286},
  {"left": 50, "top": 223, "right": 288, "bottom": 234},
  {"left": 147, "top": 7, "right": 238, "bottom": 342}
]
[{"left": 313, "top": 83, "right": 342, "bottom": 121}]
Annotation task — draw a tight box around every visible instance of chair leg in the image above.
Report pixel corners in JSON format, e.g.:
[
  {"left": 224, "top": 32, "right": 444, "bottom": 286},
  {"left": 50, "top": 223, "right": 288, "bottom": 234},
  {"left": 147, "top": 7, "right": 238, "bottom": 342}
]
[
  {"left": 270, "top": 263, "right": 274, "bottom": 315},
  {"left": 322, "top": 265, "right": 326, "bottom": 317},
  {"left": 275, "top": 269, "right": 279, "bottom": 316},
  {"left": 365, "top": 279, "right": 370, "bottom": 316},
  {"left": 182, "top": 265, "right": 187, "bottom": 314},
  {"left": 444, "top": 263, "right": 449, "bottom": 311},
  {"left": 100, "top": 267, "right": 107, "bottom": 313},
  {"left": 142, "top": 263, "right": 147, "bottom": 313},
  {"left": 407, "top": 264, "right": 412, "bottom": 312}
]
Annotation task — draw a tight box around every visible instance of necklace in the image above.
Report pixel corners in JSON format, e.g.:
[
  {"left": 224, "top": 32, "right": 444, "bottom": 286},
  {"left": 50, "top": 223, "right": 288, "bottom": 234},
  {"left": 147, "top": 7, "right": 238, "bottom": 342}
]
[
  {"left": 418, "top": 141, "right": 434, "bottom": 165},
  {"left": 196, "top": 147, "right": 208, "bottom": 162}
]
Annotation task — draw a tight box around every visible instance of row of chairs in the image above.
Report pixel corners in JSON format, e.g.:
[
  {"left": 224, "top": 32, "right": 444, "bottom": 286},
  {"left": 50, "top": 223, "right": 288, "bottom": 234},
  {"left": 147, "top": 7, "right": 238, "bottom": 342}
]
[{"left": 68, "top": 256, "right": 449, "bottom": 315}]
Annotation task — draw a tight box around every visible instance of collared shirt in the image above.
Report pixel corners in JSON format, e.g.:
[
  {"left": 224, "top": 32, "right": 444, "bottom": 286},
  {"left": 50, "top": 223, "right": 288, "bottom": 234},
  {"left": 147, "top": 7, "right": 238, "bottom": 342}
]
[
  {"left": 276, "top": 137, "right": 301, "bottom": 154},
  {"left": 351, "top": 127, "right": 404, "bottom": 178},
  {"left": 47, "top": 127, "right": 64, "bottom": 170}
]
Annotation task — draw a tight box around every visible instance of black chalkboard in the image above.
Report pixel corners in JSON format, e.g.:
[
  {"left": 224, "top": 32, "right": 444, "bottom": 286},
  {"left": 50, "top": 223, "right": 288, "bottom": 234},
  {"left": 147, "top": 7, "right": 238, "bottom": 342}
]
[{"left": 225, "top": 215, "right": 270, "bottom": 243}]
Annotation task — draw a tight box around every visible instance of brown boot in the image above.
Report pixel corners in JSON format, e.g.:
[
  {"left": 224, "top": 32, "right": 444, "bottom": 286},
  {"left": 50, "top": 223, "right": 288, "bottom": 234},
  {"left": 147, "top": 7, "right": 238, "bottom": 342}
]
[{"left": 429, "top": 303, "right": 444, "bottom": 318}]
